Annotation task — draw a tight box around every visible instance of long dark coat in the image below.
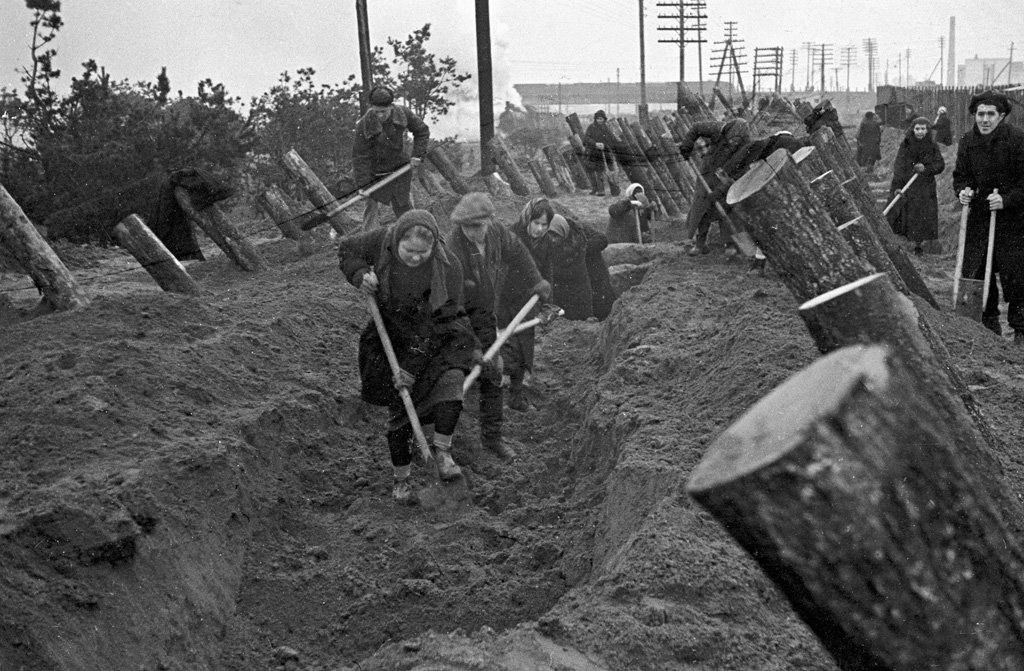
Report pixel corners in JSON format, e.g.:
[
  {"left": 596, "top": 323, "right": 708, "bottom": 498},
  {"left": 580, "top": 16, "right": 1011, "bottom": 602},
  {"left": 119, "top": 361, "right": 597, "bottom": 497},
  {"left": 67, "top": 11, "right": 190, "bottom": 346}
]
[
  {"left": 545, "top": 216, "right": 616, "bottom": 321},
  {"left": 933, "top": 112, "right": 953, "bottom": 146},
  {"left": 855, "top": 116, "right": 882, "bottom": 166},
  {"left": 337, "top": 226, "right": 476, "bottom": 408},
  {"left": 352, "top": 105, "right": 429, "bottom": 204},
  {"left": 888, "top": 128, "right": 945, "bottom": 243},
  {"left": 582, "top": 121, "right": 624, "bottom": 171}
]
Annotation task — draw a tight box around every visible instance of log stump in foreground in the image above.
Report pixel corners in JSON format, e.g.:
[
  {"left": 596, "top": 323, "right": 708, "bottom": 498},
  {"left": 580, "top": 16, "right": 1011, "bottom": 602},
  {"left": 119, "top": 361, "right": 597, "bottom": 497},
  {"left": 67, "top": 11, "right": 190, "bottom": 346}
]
[
  {"left": 426, "top": 144, "right": 470, "bottom": 195},
  {"left": 174, "top": 189, "right": 266, "bottom": 272},
  {"left": 688, "top": 344, "right": 1024, "bottom": 671},
  {"left": 0, "top": 183, "right": 89, "bottom": 311},
  {"left": 112, "top": 215, "right": 200, "bottom": 295},
  {"left": 280, "top": 149, "right": 357, "bottom": 235}
]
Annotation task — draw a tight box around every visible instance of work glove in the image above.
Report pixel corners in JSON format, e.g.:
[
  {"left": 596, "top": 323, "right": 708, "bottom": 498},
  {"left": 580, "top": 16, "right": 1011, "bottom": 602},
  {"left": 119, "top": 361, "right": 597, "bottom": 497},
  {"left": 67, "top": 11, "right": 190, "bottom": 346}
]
[
  {"left": 410, "top": 156, "right": 423, "bottom": 168},
  {"left": 958, "top": 187, "right": 974, "bottom": 206},
  {"left": 531, "top": 279, "right": 553, "bottom": 303},
  {"left": 913, "top": 163, "right": 926, "bottom": 174},
  {"left": 483, "top": 353, "right": 504, "bottom": 383},
  {"left": 630, "top": 200, "right": 643, "bottom": 208},
  {"left": 596, "top": 142, "right": 605, "bottom": 150},
  {"left": 394, "top": 368, "right": 415, "bottom": 390}
]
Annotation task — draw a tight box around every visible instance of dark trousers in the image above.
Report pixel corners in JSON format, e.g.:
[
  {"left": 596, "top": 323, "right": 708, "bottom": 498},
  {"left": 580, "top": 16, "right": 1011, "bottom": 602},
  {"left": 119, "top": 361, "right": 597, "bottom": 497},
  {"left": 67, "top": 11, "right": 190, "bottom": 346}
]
[
  {"left": 965, "top": 238, "right": 1024, "bottom": 332},
  {"left": 478, "top": 376, "right": 503, "bottom": 447},
  {"left": 386, "top": 400, "right": 462, "bottom": 467},
  {"left": 585, "top": 167, "right": 620, "bottom": 195}
]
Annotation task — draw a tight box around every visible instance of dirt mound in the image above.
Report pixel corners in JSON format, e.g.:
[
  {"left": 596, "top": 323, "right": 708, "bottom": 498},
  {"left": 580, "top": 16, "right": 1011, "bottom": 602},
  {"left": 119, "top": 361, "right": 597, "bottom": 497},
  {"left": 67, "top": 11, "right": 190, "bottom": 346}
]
[{"left": 2, "top": 184, "right": 1023, "bottom": 671}]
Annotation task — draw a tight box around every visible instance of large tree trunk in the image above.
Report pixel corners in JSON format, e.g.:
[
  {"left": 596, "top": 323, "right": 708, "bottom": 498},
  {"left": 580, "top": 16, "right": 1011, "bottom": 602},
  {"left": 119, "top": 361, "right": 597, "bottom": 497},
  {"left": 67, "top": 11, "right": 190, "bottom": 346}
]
[
  {"left": 688, "top": 344, "right": 1024, "bottom": 671},
  {"left": 112, "top": 214, "right": 201, "bottom": 295},
  {"left": 647, "top": 116, "right": 696, "bottom": 202},
  {"left": 615, "top": 120, "right": 680, "bottom": 217},
  {"left": 256, "top": 186, "right": 315, "bottom": 256},
  {"left": 561, "top": 145, "right": 592, "bottom": 191},
  {"left": 280, "top": 149, "right": 358, "bottom": 235},
  {"left": 567, "top": 134, "right": 600, "bottom": 191},
  {"left": 487, "top": 136, "right": 531, "bottom": 197},
  {"left": 174, "top": 189, "right": 266, "bottom": 272},
  {"left": 541, "top": 145, "right": 576, "bottom": 193},
  {"left": 565, "top": 112, "right": 585, "bottom": 137},
  {"left": 630, "top": 121, "right": 687, "bottom": 214},
  {"left": 527, "top": 158, "right": 558, "bottom": 198},
  {"left": 426, "top": 144, "right": 470, "bottom": 195},
  {"left": 0, "top": 183, "right": 89, "bottom": 311}
]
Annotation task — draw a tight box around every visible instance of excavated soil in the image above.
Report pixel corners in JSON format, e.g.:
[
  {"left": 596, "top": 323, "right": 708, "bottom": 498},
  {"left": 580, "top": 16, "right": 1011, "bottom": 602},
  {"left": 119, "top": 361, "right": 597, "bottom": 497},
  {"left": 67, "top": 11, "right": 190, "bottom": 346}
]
[{"left": 3, "top": 158, "right": 1024, "bottom": 671}]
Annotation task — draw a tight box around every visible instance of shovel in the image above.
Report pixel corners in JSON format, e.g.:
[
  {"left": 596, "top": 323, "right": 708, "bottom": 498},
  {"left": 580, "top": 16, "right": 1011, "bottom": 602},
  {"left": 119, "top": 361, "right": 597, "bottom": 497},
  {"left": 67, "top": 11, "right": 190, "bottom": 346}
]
[
  {"left": 513, "top": 303, "right": 565, "bottom": 335},
  {"left": 952, "top": 189, "right": 999, "bottom": 322},
  {"left": 633, "top": 205, "right": 646, "bottom": 244},
  {"left": 686, "top": 158, "right": 757, "bottom": 257},
  {"left": 882, "top": 172, "right": 919, "bottom": 216},
  {"left": 463, "top": 294, "right": 540, "bottom": 394},
  {"left": 301, "top": 163, "right": 413, "bottom": 230},
  {"left": 365, "top": 295, "right": 470, "bottom": 509}
]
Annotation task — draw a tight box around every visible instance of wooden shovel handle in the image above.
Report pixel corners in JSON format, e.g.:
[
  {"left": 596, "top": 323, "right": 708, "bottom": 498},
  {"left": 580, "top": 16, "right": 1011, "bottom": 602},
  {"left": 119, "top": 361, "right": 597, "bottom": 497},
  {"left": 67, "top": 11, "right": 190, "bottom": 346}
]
[{"left": 463, "top": 294, "right": 541, "bottom": 393}]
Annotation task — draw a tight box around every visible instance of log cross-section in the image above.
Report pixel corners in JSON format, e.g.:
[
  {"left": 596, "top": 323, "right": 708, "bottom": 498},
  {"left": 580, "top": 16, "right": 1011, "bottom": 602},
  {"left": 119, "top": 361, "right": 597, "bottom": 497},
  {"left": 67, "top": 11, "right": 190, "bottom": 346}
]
[{"left": 688, "top": 344, "right": 1024, "bottom": 671}]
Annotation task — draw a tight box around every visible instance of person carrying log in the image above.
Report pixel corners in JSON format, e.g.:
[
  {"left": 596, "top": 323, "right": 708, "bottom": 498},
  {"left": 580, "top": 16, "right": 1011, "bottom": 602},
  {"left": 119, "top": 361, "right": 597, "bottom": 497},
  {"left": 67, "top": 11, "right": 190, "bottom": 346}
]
[
  {"left": 888, "top": 117, "right": 945, "bottom": 257},
  {"left": 352, "top": 85, "right": 430, "bottom": 230},
  {"left": 678, "top": 118, "right": 758, "bottom": 256},
  {"left": 582, "top": 110, "right": 624, "bottom": 196},
  {"left": 606, "top": 183, "right": 654, "bottom": 244},
  {"left": 338, "top": 210, "right": 477, "bottom": 503},
  {"left": 448, "top": 192, "right": 551, "bottom": 461},
  {"left": 953, "top": 90, "right": 1024, "bottom": 343}
]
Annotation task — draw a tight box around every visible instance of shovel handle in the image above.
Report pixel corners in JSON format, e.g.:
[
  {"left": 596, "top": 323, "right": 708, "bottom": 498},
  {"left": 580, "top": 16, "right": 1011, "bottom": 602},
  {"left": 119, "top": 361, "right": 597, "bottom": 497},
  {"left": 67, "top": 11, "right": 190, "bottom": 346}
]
[
  {"left": 952, "top": 199, "right": 971, "bottom": 306},
  {"left": 463, "top": 294, "right": 541, "bottom": 393},
  {"left": 337, "top": 164, "right": 414, "bottom": 213},
  {"left": 982, "top": 189, "right": 998, "bottom": 308},
  {"left": 882, "top": 172, "right": 919, "bottom": 216},
  {"left": 365, "top": 296, "right": 433, "bottom": 464},
  {"left": 633, "top": 207, "right": 644, "bottom": 244}
]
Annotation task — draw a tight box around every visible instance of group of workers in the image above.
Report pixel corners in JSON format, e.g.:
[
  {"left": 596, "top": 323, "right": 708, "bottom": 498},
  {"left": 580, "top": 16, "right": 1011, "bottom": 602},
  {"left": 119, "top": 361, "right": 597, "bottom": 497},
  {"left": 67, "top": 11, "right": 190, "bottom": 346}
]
[{"left": 343, "top": 84, "right": 1023, "bottom": 503}]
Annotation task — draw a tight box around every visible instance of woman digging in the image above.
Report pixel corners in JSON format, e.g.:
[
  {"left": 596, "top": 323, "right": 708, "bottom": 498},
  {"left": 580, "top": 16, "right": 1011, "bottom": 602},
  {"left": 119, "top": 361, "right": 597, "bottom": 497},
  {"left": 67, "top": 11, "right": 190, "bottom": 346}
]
[
  {"left": 338, "top": 210, "right": 478, "bottom": 504},
  {"left": 888, "top": 116, "right": 946, "bottom": 256}
]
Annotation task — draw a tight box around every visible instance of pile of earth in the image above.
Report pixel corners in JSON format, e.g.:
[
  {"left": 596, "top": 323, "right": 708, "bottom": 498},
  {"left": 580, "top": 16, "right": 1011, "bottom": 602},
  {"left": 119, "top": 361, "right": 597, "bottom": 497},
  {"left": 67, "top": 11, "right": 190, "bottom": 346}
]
[{"left": 2, "top": 136, "right": 1024, "bottom": 671}]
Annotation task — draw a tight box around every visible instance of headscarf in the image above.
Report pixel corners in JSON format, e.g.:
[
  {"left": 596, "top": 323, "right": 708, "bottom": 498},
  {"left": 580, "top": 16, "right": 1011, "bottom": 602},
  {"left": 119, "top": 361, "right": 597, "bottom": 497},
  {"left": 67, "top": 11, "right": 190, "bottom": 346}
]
[
  {"left": 376, "top": 209, "right": 456, "bottom": 311},
  {"left": 625, "top": 183, "right": 644, "bottom": 198},
  {"left": 594, "top": 109, "right": 607, "bottom": 120},
  {"left": 547, "top": 214, "right": 570, "bottom": 240},
  {"left": 516, "top": 197, "right": 552, "bottom": 235}
]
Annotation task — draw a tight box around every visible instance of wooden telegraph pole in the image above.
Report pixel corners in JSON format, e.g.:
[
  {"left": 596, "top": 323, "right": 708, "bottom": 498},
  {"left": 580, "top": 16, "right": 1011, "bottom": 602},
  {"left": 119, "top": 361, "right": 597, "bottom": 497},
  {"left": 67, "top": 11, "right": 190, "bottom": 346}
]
[
  {"left": 355, "top": 0, "right": 373, "bottom": 115},
  {"left": 475, "top": 0, "right": 494, "bottom": 176},
  {"left": 638, "top": 0, "right": 649, "bottom": 121}
]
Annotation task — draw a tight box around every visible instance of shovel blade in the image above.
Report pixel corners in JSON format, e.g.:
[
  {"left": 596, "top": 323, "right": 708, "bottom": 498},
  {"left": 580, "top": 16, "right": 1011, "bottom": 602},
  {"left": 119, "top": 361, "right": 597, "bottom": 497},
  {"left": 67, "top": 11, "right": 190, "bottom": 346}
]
[
  {"left": 954, "top": 278, "right": 985, "bottom": 322},
  {"left": 416, "top": 474, "right": 471, "bottom": 512}
]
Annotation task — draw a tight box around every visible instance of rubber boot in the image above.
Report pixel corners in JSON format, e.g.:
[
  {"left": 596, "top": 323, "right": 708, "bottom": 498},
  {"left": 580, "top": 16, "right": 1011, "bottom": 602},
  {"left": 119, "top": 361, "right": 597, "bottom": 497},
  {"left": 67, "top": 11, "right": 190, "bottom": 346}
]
[
  {"left": 392, "top": 464, "right": 414, "bottom": 505},
  {"left": 432, "top": 434, "right": 462, "bottom": 481}
]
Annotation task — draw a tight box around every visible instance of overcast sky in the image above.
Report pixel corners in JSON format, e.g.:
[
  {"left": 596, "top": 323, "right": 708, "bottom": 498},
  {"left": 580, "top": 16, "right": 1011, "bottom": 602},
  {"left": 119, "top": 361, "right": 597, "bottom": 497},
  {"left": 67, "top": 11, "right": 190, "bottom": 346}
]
[{"left": 2, "top": 0, "right": 1021, "bottom": 136}]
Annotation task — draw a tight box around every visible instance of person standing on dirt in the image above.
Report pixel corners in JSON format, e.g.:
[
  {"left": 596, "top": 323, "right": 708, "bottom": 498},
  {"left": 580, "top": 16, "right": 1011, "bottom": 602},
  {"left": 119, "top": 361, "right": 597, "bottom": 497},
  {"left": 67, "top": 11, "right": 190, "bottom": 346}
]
[
  {"left": 855, "top": 111, "right": 883, "bottom": 173},
  {"left": 607, "top": 183, "right": 654, "bottom": 244},
  {"left": 888, "top": 117, "right": 945, "bottom": 257},
  {"left": 953, "top": 90, "right": 1024, "bottom": 343},
  {"left": 338, "top": 209, "right": 478, "bottom": 503},
  {"left": 352, "top": 85, "right": 430, "bottom": 230},
  {"left": 448, "top": 192, "right": 551, "bottom": 461},
  {"left": 934, "top": 106, "right": 954, "bottom": 146},
  {"left": 583, "top": 110, "right": 623, "bottom": 196},
  {"left": 678, "top": 118, "right": 755, "bottom": 256},
  {"left": 804, "top": 98, "right": 845, "bottom": 140}
]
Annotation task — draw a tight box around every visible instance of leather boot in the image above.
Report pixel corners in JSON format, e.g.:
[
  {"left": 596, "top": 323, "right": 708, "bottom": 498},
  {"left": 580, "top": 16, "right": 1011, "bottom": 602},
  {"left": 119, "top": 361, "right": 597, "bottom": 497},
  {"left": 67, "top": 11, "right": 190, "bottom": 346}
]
[
  {"left": 507, "top": 376, "right": 529, "bottom": 411},
  {"left": 484, "top": 437, "right": 516, "bottom": 462}
]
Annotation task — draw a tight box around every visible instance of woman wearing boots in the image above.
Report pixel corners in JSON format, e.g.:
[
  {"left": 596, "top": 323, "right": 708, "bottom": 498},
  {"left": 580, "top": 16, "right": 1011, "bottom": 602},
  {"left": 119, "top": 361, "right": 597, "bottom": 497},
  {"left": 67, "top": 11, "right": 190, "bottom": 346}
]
[
  {"left": 338, "top": 210, "right": 478, "bottom": 503},
  {"left": 888, "top": 116, "right": 945, "bottom": 256}
]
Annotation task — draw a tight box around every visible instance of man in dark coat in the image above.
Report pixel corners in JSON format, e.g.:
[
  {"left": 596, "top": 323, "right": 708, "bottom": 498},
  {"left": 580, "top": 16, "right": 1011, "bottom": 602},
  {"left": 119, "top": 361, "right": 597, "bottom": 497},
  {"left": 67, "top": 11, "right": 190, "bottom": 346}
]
[
  {"left": 352, "top": 85, "right": 430, "bottom": 230},
  {"left": 953, "top": 90, "right": 1024, "bottom": 343},
  {"left": 804, "top": 99, "right": 845, "bottom": 139},
  {"left": 448, "top": 192, "right": 550, "bottom": 461},
  {"left": 678, "top": 118, "right": 756, "bottom": 255},
  {"left": 856, "top": 111, "right": 883, "bottom": 171},
  {"left": 582, "top": 110, "right": 623, "bottom": 196}
]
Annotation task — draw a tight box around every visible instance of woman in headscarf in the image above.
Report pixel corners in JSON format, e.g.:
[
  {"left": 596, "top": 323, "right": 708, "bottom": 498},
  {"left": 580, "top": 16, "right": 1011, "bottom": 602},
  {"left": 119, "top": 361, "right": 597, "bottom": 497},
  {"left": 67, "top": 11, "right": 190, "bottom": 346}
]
[
  {"left": 338, "top": 209, "right": 478, "bottom": 503},
  {"left": 933, "top": 106, "right": 953, "bottom": 146},
  {"left": 607, "top": 182, "right": 654, "bottom": 244},
  {"left": 888, "top": 117, "right": 946, "bottom": 255}
]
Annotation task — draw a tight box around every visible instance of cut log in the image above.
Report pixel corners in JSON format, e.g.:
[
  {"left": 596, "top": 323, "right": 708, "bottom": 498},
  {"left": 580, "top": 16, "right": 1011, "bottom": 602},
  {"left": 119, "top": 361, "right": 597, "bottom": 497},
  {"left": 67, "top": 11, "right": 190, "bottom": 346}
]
[
  {"left": 791, "top": 146, "right": 830, "bottom": 183},
  {"left": 647, "top": 116, "right": 696, "bottom": 201},
  {"left": 836, "top": 217, "right": 909, "bottom": 294},
  {"left": 280, "top": 149, "right": 358, "bottom": 235},
  {"left": 616, "top": 120, "right": 681, "bottom": 217},
  {"left": 807, "top": 170, "right": 861, "bottom": 224},
  {"left": 630, "top": 121, "right": 686, "bottom": 213},
  {"left": 256, "top": 186, "right": 315, "bottom": 256},
  {"left": 688, "top": 344, "right": 1024, "bottom": 671},
  {"left": 541, "top": 145, "right": 576, "bottom": 193},
  {"left": 560, "top": 145, "right": 592, "bottom": 190},
  {"left": 565, "top": 112, "right": 584, "bottom": 137},
  {"left": 112, "top": 214, "right": 200, "bottom": 295},
  {"left": 527, "top": 158, "right": 558, "bottom": 198},
  {"left": 174, "top": 188, "right": 266, "bottom": 272},
  {"left": 426, "top": 144, "right": 470, "bottom": 195},
  {"left": 0, "top": 183, "right": 89, "bottom": 311},
  {"left": 568, "top": 134, "right": 600, "bottom": 191},
  {"left": 487, "top": 136, "right": 531, "bottom": 197}
]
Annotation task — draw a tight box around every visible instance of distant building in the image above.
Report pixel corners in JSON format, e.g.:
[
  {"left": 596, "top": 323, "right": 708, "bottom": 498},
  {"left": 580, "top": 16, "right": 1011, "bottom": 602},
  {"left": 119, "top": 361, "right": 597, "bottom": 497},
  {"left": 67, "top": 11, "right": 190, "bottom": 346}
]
[
  {"left": 514, "top": 81, "right": 736, "bottom": 116},
  {"left": 958, "top": 56, "right": 1023, "bottom": 87}
]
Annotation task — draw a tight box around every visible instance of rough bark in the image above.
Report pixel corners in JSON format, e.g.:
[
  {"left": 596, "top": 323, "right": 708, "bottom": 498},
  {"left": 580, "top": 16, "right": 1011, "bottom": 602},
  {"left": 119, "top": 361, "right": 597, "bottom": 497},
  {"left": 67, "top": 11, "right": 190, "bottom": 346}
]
[
  {"left": 688, "top": 344, "right": 1024, "bottom": 671},
  {"left": 835, "top": 218, "right": 909, "bottom": 294},
  {"left": 616, "top": 120, "right": 680, "bottom": 217},
  {"left": 567, "top": 134, "right": 600, "bottom": 191},
  {"left": 527, "top": 158, "right": 558, "bottom": 198},
  {"left": 0, "top": 183, "right": 89, "bottom": 311},
  {"left": 174, "top": 189, "right": 266, "bottom": 272},
  {"left": 487, "top": 136, "right": 531, "bottom": 197},
  {"left": 630, "top": 121, "right": 686, "bottom": 213},
  {"left": 565, "top": 112, "right": 585, "bottom": 137},
  {"left": 426, "top": 144, "right": 470, "bottom": 195},
  {"left": 256, "top": 186, "right": 315, "bottom": 256},
  {"left": 112, "top": 214, "right": 201, "bottom": 295},
  {"left": 647, "top": 116, "right": 696, "bottom": 201},
  {"left": 561, "top": 145, "right": 592, "bottom": 190},
  {"left": 541, "top": 145, "right": 576, "bottom": 193},
  {"left": 280, "top": 149, "right": 358, "bottom": 235}
]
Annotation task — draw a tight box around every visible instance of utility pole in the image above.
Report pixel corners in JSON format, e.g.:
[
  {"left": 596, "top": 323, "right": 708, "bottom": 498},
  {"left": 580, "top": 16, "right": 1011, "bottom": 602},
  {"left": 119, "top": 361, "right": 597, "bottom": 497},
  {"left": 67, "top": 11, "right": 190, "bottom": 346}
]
[
  {"left": 657, "top": 0, "right": 707, "bottom": 110},
  {"left": 863, "top": 38, "right": 877, "bottom": 92},
  {"left": 639, "top": 0, "right": 648, "bottom": 120},
  {"left": 840, "top": 45, "right": 856, "bottom": 92},
  {"left": 946, "top": 17, "right": 956, "bottom": 88},
  {"left": 802, "top": 41, "right": 815, "bottom": 90},
  {"left": 616, "top": 67, "right": 621, "bottom": 116},
  {"left": 906, "top": 48, "right": 912, "bottom": 85},
  {"left": 475, "top": 0, "right": 494, "bottom": 175},
  {"left": 1009, "top": 42, "right": 1016, "bottom": 85},
  {"left": 790, "top": 48, "right": 798, "bottom": 92},
  {"left": 817, "top": 43, "right": 832, "bottom": 92},
  {"left": 939, "top": 36, "right": 945, "bottom": 86},
  {"left": 355, "top": 0, "right": 372, "bottom": 114},
  {"left": 897, "top": 51, "right": 902, "bottom": 87}
]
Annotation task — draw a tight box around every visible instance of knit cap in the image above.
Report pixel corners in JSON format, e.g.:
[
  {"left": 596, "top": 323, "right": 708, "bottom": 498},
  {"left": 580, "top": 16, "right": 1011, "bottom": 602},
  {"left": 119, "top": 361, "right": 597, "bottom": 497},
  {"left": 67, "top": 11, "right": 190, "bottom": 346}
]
[{"left": 450, "top": 192, "right": 495, "bottom": 224}]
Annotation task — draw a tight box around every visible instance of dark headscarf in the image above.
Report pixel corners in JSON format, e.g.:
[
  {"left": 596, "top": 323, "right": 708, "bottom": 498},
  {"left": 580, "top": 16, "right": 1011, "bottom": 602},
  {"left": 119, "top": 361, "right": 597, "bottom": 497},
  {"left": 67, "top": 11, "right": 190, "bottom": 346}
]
[{"left": 376, "top": 209, "right": 455, "bottom": 311}]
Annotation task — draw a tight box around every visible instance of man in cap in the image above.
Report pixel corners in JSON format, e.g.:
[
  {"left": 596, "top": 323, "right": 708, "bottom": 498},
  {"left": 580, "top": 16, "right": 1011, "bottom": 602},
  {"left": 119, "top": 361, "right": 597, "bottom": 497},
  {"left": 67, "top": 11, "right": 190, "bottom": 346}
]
[
  {"left": 953, "top": 89, "right": 1024, "bottom": 344},
  {"left": 448, "top": 192, "right": 551, "bottom": 460},
  {"left": 582, "top": 110, "right": 623, "bottom": 196},
  {"left": 352, "top": 85, "right": 430, "bottom": 230}
]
